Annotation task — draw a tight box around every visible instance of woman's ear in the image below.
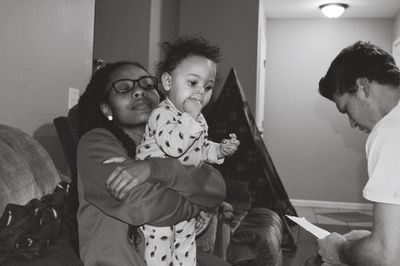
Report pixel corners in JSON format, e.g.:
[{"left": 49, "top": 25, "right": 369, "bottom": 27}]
[
  {"left": 161, "top": 72, "right": 172, "bottom": 92},
  {"left": 100, "top": 103, "right": 114, "bottom": 121},
  {"left": 356, "top": 77, "right": 370, "bottom": 97},
  {"left": 100, "top": 103, "right": 111, "bottom": 117}
]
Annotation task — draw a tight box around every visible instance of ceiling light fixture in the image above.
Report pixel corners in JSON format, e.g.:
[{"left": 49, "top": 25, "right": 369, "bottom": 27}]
[{"left": 319, "top": 3, "right": 348, "bottom": 18}]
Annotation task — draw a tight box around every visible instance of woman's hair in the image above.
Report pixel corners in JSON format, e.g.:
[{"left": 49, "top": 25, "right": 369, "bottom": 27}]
[
  {"left": 319, "top": 41, "right": 400, "bottom": 101},
  {"left": 157, "top": 35, "right": 222, "bottom": 76},
  {"left": 78, "top": 61, "right": 148, "bottom": 157}
]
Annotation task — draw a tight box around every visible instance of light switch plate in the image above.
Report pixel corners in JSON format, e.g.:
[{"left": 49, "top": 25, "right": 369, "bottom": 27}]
[{"left": 68, "top": 88, "right": 80, "bottom": 109}]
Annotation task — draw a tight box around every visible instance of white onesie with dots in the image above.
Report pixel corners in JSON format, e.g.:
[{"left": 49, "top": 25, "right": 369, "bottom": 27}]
[{"left": 136, "top": 98, "right": 223, "bottom": 266}]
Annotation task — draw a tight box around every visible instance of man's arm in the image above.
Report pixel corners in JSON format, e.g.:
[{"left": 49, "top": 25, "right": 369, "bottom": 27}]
[
  {"left": 341, "top": 202, "right": 400, "bottom": 265},
  {"left": 318, "top": 202, "right": 400, "bottom": 265}
]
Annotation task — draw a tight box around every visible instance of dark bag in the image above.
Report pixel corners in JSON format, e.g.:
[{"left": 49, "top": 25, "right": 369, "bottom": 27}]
[{"left": 0, "top": 182, "right": 70, "bottom": 263}]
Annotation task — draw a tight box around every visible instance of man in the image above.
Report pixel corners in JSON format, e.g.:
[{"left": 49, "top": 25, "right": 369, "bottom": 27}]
[{"left": 317, "top": 41, "right": 400, "bottom": 265}]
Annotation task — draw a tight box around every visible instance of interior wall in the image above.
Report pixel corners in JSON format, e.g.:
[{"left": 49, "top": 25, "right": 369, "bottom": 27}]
[
  {"left": 94, "top": 0, "right": 180, "bottom": 75},
  {"left": 256, "top": 0, "right": 267, "bottom": 131},
  {"left": 179, "top": 0, "right": 259, "bottom": 114},
  {"left": 0, "top": 0, "right": 94, "bottom": 174},
  {"left": 394, "top": 11, "right": 400, "bottom": 40},
  {"left": 264, "top": 18, "right": 393, "bottom": 203},
  {"left": 148, "top": 0, "right": 180, "bottom": 75},
  {"left": 93, "top": 0, "right": 151, "bottom": 68}
]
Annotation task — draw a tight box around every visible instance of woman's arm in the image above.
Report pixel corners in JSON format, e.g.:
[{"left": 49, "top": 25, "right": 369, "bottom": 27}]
[
  {"left": 147, "top": 157, "right": 225, "bottom": 210},
  {"left": 77, "top": 128, "right": 225, "bottom": 227}
]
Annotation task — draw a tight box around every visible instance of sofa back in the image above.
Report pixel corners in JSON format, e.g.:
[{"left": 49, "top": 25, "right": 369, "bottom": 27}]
[{"left": 0, "top": 124, "right": 61, "bottom": 214}]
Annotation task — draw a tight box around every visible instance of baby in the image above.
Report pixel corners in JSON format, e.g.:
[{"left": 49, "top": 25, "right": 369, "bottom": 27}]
[{"left": 136, "top": 36, "right": 240, "bottom": 266}]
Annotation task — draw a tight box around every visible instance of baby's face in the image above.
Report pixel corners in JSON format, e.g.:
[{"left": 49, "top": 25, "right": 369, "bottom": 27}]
[{"left": 165, "top": 55, "right": 216, "bottom": 113}]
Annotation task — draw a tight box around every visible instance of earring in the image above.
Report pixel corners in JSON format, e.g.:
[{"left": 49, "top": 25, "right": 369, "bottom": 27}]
[{"left": 107, "top": 114, "right": 113, "bottom": 121}]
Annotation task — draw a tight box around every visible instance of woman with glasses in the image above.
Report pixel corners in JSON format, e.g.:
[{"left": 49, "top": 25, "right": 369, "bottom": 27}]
[{"left": 76, "top": 61, "right": 226, "bottom": 266}]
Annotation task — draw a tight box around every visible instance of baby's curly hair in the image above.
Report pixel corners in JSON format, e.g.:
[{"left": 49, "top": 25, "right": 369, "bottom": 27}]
[{"left": 157, "top": 35, "right": 222, "bottom": 75}]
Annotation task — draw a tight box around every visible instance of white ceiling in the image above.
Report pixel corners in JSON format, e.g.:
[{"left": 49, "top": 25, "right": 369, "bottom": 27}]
[{"left": 263, "top": 0, "right": 400, "bottom": 19}]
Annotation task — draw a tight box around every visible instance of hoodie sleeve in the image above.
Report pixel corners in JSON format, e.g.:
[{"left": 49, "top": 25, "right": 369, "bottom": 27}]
[{"left": 77, "top": 128, "right": 225, "bottom": 227}]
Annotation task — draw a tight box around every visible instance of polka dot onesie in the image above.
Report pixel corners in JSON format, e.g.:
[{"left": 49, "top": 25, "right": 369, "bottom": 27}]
[{"left": 136, "top": 98, "right": 224, "bottom": 265}]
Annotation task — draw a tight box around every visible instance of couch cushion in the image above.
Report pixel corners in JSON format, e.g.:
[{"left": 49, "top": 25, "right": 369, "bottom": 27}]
[
  {"left": 197, "top": 249, "right": 231, "bottom": 266},
  {"left": 0, "top": 125, "right": 61, "bottom": 214}
]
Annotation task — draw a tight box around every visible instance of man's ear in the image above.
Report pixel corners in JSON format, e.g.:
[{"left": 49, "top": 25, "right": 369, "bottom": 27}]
[
  {"left": 161, "top": 72, "right": 172, "bottom": 92},
  {"left": 100, "top": 103, "right": 111, "bottom": 117},
  {"left": 356, "top": 77, "right": 370, "bottom": 97}
]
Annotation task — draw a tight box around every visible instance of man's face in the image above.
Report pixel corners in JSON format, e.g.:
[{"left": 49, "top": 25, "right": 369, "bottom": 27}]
[{"left": 333, "top": 89, "right": 381, "bottom": 133}]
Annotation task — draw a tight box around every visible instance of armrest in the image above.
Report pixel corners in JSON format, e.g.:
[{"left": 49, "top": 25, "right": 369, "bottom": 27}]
[{"left": 229, "top": 207, "right": 283, "bottom": 266}]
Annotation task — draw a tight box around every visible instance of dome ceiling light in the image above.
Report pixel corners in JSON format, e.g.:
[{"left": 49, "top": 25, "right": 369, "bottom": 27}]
[{"left": 319, "top": 3, "right": 349, "bottom": 18}]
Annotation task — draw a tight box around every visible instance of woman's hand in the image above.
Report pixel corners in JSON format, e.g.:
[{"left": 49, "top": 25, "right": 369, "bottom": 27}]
[
  {"left": 218, "top": 201, "right": 234, "bottom": 220},
  {"left": 195, "top": 211, "right": 212, "bottom": 236},
  {"left": 321, "top": 263, "right": 349, "bottom": 266},
  {"left": 103, "top": 157, "right": 151, "bottom": 200}
]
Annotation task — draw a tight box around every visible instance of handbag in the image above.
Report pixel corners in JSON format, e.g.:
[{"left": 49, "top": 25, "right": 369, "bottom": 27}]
[{"left": 0, "top": 182, "right": 70, "bottom": 262}]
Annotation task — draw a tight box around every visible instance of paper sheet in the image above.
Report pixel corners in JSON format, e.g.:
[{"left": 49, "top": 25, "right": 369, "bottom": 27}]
[{"left": 286, "top": 215, "right": 331, "bottom": 239}]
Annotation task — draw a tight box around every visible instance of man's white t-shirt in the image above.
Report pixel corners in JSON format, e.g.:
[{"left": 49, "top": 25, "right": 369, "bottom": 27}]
[{"left": 363, "top": 100, "right": 400, "bottom": 205}]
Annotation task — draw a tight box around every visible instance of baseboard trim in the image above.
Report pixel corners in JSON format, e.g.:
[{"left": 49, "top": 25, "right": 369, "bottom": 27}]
[{"left": 290, "top": 199, "right": 373, "bottom": 210}]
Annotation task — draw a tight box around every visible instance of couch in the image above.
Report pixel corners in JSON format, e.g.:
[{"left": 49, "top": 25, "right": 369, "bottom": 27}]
[{"left": 0, "top": 124, "right": 82, "bottom": 265}]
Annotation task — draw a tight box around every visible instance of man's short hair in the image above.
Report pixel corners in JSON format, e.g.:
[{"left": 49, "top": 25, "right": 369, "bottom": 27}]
[{"left": 319, "top": 41, "right": 400, "bottom": 101}]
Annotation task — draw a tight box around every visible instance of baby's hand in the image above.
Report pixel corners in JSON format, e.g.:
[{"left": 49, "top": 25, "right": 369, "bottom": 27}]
[
  {"left": 219, "top": 133, "right": 240, "bottom": 158},
  {"left": 183, "top": 98, "right": 202, "bottom": 119}
]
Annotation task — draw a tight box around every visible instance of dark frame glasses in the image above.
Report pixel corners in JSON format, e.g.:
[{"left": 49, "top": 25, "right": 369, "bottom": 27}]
[{"left": 111, "top": 76, "right": 158, "bottom": 94}]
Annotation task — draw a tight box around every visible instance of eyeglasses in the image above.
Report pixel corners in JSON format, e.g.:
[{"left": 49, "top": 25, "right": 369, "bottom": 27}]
[{"left": 111, "top": 76, "right": 158, "bottom": 94}]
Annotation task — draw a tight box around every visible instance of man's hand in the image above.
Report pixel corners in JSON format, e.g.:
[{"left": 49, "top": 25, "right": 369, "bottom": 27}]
[
  {"left": 195, "top": 211, "right": 212, "bottom": 236},
  {"left": 343, "top": 230, "right": 371, "bottom": 242},
  {"left": 318, "top": 230, "right": 371, "bottom": 266},
  {"left": 321, "top": 263, "right": 349, "bottom": 266},
  {"left": 183, "top": 98, "right": 202, "bottom": 119},
  {"left": 218, "top": 133, "right": 240, "bottom": 158},
  {"left": 317, "top": 232, "right": 347, "bottom": 265},
  {"left": 103, "top": 157, "right": 151, "bottom": 200}
]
